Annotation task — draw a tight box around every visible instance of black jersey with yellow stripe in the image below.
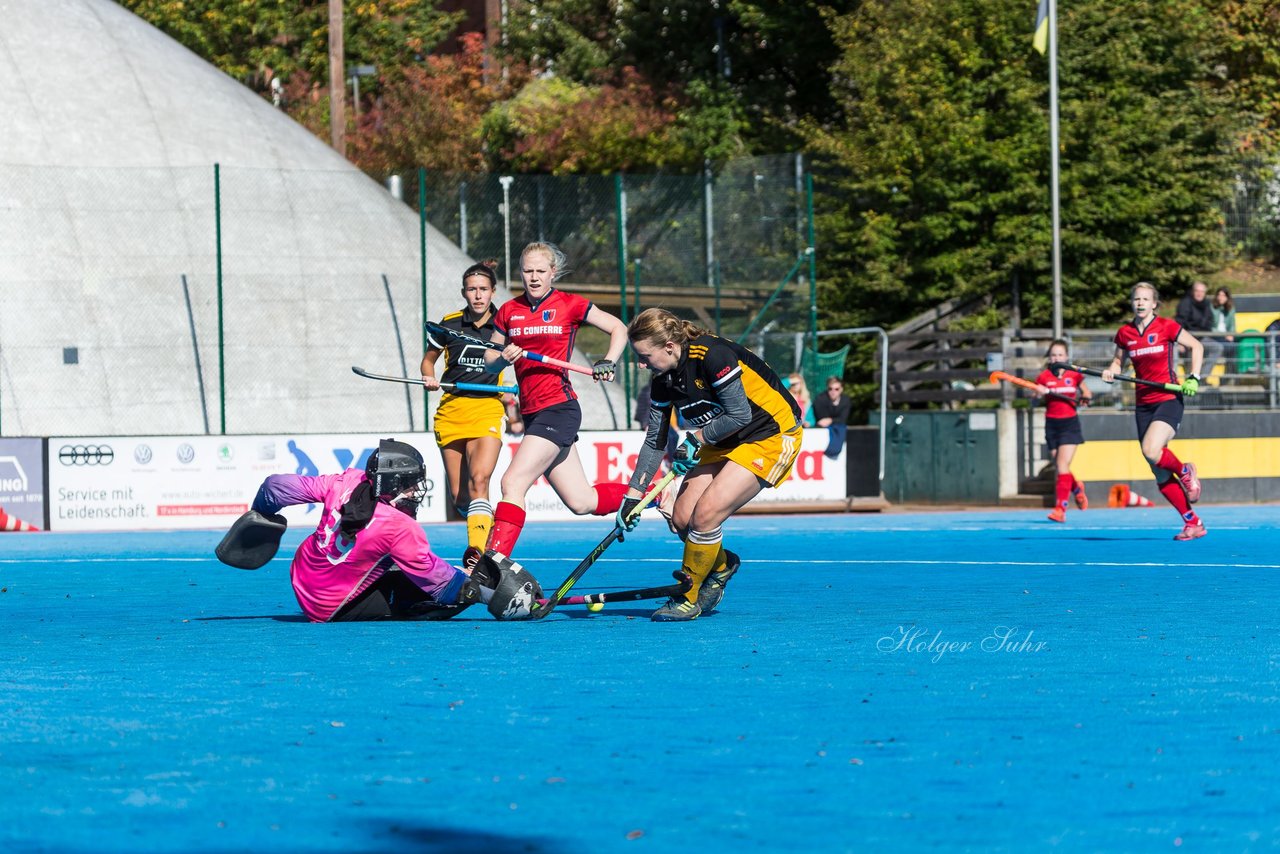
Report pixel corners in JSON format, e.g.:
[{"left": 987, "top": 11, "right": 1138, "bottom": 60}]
[
  {"left": 427, "top": 309, "right": 504, "bottom": 398},
  {"left": 652, "top": 333, "right": 801, "bottom": 445}
]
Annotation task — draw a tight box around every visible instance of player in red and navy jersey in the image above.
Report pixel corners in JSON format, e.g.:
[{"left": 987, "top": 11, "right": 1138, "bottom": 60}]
[
  {"left": 1035, "top": 339, "right": 1092, "bottom": 523},
  {"left": 1102, "top": 281, "right": 1206, "bottom": 540},
  {"left": 618, "top": 308, "right": 804, "bottom": 621},
  {"left": 479, "top": 242, "right": 630, "bottom": 560}
]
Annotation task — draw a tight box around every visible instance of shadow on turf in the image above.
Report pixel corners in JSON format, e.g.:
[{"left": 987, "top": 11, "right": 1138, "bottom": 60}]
[{"left": 366, "top": 823, "right": 569, "bottom": 852}]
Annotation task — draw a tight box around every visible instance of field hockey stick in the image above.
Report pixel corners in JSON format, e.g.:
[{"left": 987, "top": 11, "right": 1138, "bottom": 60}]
[
  {"left": 989, "top": 370, "right": 1084, "bottom": 405},
  {"left": 988, "top": 370, "right": 1038, "bottom": 392},
  {"left": 544, "top": 571, "right": 692, "bottom": 607},
  {"left": 351, "top": 366, "right": 517, "bottom": 394},
  {"left": 424, "top": 320, "right": 595, "bottom": 377},
  {"left": 1048, "top": 361, "right": 1181, "bottom": 393},
  {"left": 528, "top": 469, "right": 680, "bottom": 621}
]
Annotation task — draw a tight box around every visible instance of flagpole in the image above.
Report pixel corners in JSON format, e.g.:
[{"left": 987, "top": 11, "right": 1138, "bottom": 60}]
[{"left": 1048, "top": 0, "right": 1063, "bottom": 338}]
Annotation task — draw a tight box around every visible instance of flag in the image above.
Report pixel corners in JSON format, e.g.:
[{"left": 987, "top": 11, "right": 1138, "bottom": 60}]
[{"left": 1033, "top": 0, "right": 1049, "bottom": 54}]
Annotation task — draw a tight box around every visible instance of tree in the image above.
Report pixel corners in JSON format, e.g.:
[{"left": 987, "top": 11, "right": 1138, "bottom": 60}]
[{"left": 809, "top": 0, "right": 1244, "bottom": 333}]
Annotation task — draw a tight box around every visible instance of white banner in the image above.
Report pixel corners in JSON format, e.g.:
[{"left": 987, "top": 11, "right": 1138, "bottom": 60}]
[
  {"left": 46, "top": 434, "right": 448, "bottom": 531},
  {"left": 45, "top": 429, "right": 845, "bottom": 531}
]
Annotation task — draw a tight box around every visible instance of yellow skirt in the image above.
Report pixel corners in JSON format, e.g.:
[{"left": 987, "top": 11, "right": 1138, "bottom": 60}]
[
  {"left": 698, "top": 426, "right": 803, "bottom": 487},
  {"left": 433, "top": 394, "right": 505, "bottom": 447}
]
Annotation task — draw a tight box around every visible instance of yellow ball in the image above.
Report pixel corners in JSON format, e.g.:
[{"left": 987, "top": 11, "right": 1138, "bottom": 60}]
[{"left": 587, "top": 602, "right": 605, "bottom": 613}]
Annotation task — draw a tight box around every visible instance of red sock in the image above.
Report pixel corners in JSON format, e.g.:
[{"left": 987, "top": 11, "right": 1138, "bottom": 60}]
[
  {"left": 1156, "top": 448, "right": 1182, "bottom": 475},
  {"left": 1071, "top": 476, "right": 1083, "bottom": 493},
  {"left": 592, "top": 482, "right": 628, "bottom": 516},
  {"left": 487, "top": 501, "right": 526, "bottom": 556},
  {"left": 1055, "top": 474, "right": 1073, "bottom": 510},
  {"left": 1157, "top": 478, "right": 1199, "bottom": 525}
]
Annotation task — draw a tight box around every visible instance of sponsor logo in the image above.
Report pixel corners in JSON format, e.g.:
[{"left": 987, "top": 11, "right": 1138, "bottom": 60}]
[
  {"left": 58, "top": 444, "right": 114, "bottom": 466},
  {"left": 134, "top": 444, "right": 153, "bottom": 465},
  {"left": 258, "top": 442, "right": 276, "bottom": 461},
  {"left": 715, "top": 366, "right": 732, "bottom": 379},
  {"left": 218, "top": 444, "right": 234, "bottom": 463},
  {"left": 1129, "top": 345, "right": 1164, "bottom": 357},
  {"left": 515, "top": 325, "right": 563, "bottom": 336},
  {"left": 0, "top": 456, "right": 29, "bottom": 492},
  {"left": 176, "top": 443, "right": 196, "bottom": 464},
  {"left": 751, "top": 457, "right": 766, "bottom": 472}
]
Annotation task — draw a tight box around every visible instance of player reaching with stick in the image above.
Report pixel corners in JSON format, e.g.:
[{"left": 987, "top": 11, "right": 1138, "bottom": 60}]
[
  {"left": 421, "top": 261, "right": 512, "bottom": 565},
  {"left": 1035, "top": 339, "right": 1092, "bottom": 523},
  {"left": 479, "top": 242, "right": 630, "bottom": 560},
  {"left": 1102, "top": 281, "right": 1206, "bottom": 540},
  {"left": 618, "top": 308, "right": 804, "bottom": 621}
]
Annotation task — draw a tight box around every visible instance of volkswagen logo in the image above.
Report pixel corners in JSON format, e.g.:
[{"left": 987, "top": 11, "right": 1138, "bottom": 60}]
[
  {"left": 176, "top": 443, "right": 196, "bottom": 464},
  {"left": 134, "top": 444, "right": 153, "bottom": 465},
  {"left": 59, "top": 444, "right": 115, "bottom": 466}
]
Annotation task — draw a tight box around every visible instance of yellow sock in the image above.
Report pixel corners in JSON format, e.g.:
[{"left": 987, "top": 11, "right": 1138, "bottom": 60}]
[
  {"left": 467, "top": 512, "right": 492, "bottom": 551},
  {"left": 680, "top": 539, "right": 721, "bottom": 603}
]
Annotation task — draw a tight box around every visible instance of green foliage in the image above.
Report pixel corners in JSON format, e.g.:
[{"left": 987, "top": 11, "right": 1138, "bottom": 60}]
[
  {"left": 117, "top": 1, "right": 461, "bottom": 100},
  {"left": 810, "top": 0, "right": 1245, "bottom": 332}
]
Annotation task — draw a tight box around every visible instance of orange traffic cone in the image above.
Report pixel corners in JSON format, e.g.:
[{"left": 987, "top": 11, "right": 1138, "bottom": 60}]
[
  {"left": 1107, "top": 484, "right": 1155, "bottom": 508},
  {"left": 0, "top": 506, "right": 40, "bottom": 532}
]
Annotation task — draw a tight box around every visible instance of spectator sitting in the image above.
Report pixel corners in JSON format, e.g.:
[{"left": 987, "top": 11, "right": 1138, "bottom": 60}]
[
  {"left": 812, "top": 376, "right": 852, "bottom": 458},
  {"left": 1212, "top": 286, "right": 1236, "bottom": 371},
  {"left": 1174, "top": 280, "right": 1223, "bottom": 379},
  {"left": 785, "top": 373, "right": 815, "bottom": 427}
]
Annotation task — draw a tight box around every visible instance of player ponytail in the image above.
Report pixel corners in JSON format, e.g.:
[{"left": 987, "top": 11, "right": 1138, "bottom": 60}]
[{"left": 628, "top": 308, "right": 709, "bottom": 348}]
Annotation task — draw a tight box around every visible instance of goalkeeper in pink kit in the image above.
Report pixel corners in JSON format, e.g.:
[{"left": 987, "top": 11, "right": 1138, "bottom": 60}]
[{"left": 218, "top": 439, "right": 542, "bottom": 621}]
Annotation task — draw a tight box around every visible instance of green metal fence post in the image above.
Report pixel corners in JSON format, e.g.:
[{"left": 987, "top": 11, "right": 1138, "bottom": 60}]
[
  {"left": 419, "top": 167, "right": 429, "bottom": 430},
  {"left": 615, "top": 173, "right": 631, "bottom": 424},
  {"left": 215, "top": 162, "right": 226, "bottom": 435},
  {"left": 806, "top": 172, "right": 818, "bottom": 352}
]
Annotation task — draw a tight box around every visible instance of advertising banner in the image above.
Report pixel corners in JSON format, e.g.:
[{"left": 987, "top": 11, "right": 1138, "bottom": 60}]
[
  {"left": 0, "top": 438, "right": 47, "bottom": 530},
  {"left": 486, "top": 428, "right": 845, "bottom": 520},
  {"left": 46, "top": 434, "right": 448, "bottom": 531},
  {"left": 44, "top": 429, "right": 845, "bottom": 532}
]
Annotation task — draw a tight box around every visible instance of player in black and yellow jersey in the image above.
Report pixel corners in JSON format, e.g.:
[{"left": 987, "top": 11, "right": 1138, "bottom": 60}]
[
  {"left": 421, "top": 261, "right": 516, "bottom": 565},
  {"left": 619, "top": 308, "right": 804, "bottom": 621}
]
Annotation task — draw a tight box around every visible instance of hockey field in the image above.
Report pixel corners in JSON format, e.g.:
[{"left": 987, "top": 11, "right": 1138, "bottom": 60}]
[{"left": 2, "top": 505, "right": 1278, "bottom": 851}]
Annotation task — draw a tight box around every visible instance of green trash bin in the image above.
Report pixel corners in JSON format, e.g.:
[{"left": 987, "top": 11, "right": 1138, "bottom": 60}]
[{"left": 1235, "top": 330, "right": 1263, "bottom": 373}]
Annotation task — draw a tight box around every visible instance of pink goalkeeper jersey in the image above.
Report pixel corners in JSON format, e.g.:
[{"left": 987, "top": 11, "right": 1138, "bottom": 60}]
[{"left": 254, "top": 469, "right": 462, "bottom": 622}]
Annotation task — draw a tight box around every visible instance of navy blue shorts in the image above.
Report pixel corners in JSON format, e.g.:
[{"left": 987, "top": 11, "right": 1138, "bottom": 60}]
[
  {"left": 1135, "top": 398, "right": 1183, "bottom": 439},
  {"left": 1044, "top": 416, "right": 1085, "bottom": 451},
  {"left": 522, "top": 399, "right": 582, "bottom": 448}
]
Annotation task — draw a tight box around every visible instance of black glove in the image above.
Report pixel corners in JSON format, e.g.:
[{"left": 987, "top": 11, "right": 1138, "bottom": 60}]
[
  {"left": 592, "top": 359, "right": 616, "bottom": 381},
  {"left": 672, "top": 433, "right": 702, "bottom": 476}
]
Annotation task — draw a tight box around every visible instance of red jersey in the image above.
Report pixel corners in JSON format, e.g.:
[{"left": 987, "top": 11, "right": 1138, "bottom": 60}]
[
  {"left": 1035, "top": 368, "right": 1085, "bottom": 419},
  {"left": 1114, "top": 316, "right": 1181, "bottom": 405},
  {"left": 494, "top": 288, "right": 592, "bottom": 415}
]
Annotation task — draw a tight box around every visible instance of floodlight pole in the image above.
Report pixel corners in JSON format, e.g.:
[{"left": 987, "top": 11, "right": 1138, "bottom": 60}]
[{"left": 499, "top": 176, "right": 514, "bottom": 291}]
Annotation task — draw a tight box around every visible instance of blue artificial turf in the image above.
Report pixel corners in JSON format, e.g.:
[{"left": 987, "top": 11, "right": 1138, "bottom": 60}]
[{"left": 2, "top": 506, "right": 1278, "bottom": 852}]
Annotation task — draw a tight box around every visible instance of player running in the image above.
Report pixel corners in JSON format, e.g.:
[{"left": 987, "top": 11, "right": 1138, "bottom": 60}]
[
  {"left": 618, "top": 308, "right": 804, "bottom": 621},
  {"left": 1101, "top": 281, "right": 1206, "bottom": 540},
  {"left": 480, "top": 242, "right": 630, "bottom": 559},
  {"left": 421, "top": 261, "right": 511, "bottom": 565},
  {"left": 229, "top": 439, "right": 532, "bottom": 622},
  {"left": 1035, "top": 339, "right": 1092, "bottom": 523}
]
